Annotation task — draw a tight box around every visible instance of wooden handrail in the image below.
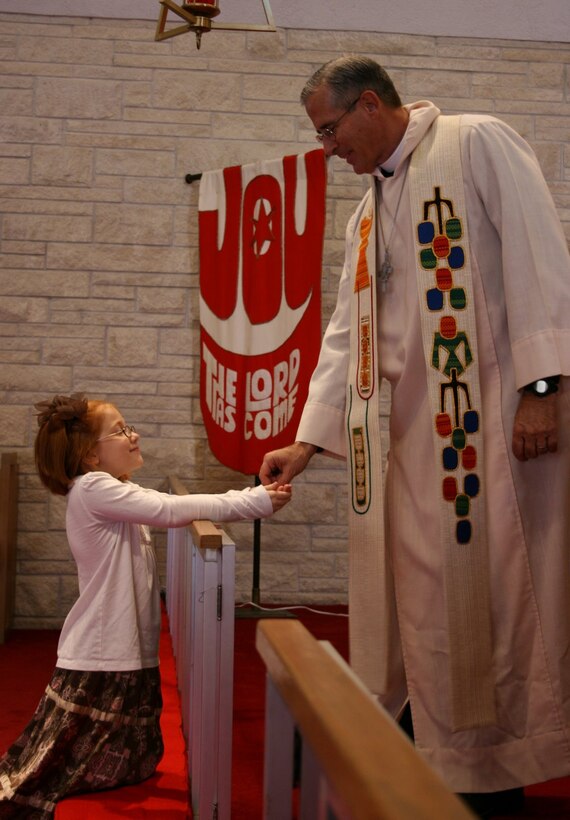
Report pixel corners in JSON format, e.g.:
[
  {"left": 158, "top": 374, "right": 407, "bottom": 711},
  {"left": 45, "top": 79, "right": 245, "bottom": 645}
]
[
  {"left": 167, "top": 475, "right": 222, "bottom": 549},
  {"left": 168, "top": 474, "right": 190, "bottom": 497},
  {"left": 257, "top": 619, "right": 474, "bottom": 819}
]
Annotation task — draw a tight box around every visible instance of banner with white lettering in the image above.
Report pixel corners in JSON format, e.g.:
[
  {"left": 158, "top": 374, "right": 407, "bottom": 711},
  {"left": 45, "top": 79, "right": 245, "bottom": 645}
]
[{"left": 198, "top": 149, "right": 326, "bottom": 475}]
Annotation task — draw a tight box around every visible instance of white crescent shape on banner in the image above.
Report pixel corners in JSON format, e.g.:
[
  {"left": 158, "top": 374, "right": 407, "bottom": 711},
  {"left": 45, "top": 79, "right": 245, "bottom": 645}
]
[
  {"left": 200, "top": 154, "right": 316, "bottom": 356},
  {"left": 199, "top": 289, "right": 312, "bottom": 356}
]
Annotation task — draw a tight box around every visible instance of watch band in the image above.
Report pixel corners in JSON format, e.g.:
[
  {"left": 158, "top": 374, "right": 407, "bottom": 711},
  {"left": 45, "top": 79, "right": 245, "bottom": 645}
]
[{"left": 523, "top": 375, "right": 560, "bottom": 397}]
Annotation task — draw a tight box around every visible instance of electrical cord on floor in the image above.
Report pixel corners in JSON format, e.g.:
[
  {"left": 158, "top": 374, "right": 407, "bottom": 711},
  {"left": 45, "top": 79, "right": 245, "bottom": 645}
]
[{"left": 235, "top": 601, "right": 349, "bottom": 617}]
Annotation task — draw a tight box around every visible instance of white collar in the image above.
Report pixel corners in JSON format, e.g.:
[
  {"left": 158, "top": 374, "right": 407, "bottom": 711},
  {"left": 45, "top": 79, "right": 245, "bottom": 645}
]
[{"left": 374, "top": 135, "right": 405, "bottom": 178}]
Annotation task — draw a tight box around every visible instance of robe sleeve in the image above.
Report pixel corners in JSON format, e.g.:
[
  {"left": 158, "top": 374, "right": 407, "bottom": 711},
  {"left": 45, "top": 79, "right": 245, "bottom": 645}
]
[
  {"left": 463, "top": 116, "right": 570, "bottom": 387},
  {"left": 295, "top": 200, "right": 369, "bottom": 458}
]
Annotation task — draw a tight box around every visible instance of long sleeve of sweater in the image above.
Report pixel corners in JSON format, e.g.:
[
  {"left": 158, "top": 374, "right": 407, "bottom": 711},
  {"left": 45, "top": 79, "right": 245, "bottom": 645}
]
[{"left": 69, "top": 472, "right": 273, "bottom": 527}]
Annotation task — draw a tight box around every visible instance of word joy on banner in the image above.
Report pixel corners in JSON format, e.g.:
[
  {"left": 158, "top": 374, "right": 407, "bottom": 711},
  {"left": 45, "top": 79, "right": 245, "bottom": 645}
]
[{"left": 198, "top": 149, "right": 326, "bottom": 475}]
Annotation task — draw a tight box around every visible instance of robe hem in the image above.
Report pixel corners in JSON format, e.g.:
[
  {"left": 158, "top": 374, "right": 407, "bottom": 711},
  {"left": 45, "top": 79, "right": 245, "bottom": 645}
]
[{"left": 418, "top": 724, "right": 570, "bottom": 793}]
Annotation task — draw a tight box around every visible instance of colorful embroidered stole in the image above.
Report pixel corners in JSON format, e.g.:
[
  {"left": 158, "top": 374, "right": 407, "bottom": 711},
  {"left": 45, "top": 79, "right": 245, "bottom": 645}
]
[
  {"left": 408, "top": 115, "right": 496, "bottom": 730},
  {"left": 346, "top": 115, "right": 497, "bottom": 731}
]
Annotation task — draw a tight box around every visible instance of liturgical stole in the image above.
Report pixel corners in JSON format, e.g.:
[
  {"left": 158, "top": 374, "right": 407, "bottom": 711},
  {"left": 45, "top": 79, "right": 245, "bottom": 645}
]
[{"left": 347, "top": 115, "right": 497, "bottom": 731}]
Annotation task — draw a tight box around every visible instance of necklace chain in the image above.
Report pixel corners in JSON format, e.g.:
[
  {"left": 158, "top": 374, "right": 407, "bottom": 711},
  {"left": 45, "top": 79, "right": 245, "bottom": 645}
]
[{"left": 377, "top": 165, "right": 408, "bottom": 293}]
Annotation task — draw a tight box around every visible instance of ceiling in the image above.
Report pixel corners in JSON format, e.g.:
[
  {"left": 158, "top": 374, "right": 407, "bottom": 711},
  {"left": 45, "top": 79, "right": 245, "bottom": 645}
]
[{"left": 0, "top": 0, "right": 569, "bottom": 43}]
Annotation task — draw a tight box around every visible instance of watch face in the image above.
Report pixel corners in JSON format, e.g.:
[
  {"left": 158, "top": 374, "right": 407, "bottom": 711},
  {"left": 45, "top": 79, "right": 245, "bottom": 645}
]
[{"left": 535, "top": 379, "right": 549, "bottom": 394}]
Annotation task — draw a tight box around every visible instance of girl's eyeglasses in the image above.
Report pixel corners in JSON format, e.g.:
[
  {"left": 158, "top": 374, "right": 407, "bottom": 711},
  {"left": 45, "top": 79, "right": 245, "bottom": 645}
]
[{"left": 97, "top": 425, "right": 136, "bottom": 442}]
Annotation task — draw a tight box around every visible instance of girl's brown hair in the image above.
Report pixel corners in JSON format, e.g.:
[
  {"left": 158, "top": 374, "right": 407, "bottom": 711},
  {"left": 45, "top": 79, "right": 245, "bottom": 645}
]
[{"left": 34, "top": 394, "right": 110, "bottom": 496}]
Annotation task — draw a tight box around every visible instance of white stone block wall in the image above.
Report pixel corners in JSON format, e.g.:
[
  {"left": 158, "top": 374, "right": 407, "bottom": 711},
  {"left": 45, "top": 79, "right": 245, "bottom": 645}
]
[{"left": 0, "top": 13, "right": 568, "bottom": 626}]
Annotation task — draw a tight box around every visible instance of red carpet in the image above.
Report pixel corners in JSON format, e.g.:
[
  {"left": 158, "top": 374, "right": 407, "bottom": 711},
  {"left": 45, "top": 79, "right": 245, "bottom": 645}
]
[
  {"left": 0, "top": 610, "right": 189, "bottom": 819},
  {"left": 2, "top": 604, "right": 570, "bottom": 818},
  {"left": 231, "top": 604, "right": 350, "bottom": 819}
]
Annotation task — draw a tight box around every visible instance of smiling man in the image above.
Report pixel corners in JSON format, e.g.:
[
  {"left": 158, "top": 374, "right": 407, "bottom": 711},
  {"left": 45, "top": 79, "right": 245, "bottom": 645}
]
[
  {"left": 260, "top": 55, "right": 570, "bottom": 818},
  {"left": 303, "top": 68, "right": 409, "bottom": 175}
]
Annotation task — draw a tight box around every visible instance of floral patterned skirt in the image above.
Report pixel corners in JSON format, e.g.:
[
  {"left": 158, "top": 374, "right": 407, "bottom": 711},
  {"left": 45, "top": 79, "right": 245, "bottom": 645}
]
[{"left": 0, "top": 666, "right": 164, "bottom": 818}]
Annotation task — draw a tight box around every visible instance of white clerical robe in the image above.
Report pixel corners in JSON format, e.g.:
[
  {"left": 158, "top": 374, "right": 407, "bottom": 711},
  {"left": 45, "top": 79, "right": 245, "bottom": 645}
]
[{"left": 297, "top": 101, "right": 570, "bottom": 792}]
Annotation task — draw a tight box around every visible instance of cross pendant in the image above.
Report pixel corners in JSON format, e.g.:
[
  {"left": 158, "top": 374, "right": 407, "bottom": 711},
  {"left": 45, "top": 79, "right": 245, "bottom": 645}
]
[{"left": 379, "top": 249, "right": 393, "bottom": 292}]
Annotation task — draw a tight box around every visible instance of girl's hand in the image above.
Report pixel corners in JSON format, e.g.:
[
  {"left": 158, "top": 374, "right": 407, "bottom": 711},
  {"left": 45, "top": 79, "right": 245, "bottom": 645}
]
[{"left": 263, "top": 481, "right": 292, "bottom": 512}]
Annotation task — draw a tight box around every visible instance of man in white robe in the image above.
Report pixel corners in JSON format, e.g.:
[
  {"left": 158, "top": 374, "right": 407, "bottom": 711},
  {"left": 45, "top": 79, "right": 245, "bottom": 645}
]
[{"left": 259, "top": 56, "right": 570, "bottom": 814}]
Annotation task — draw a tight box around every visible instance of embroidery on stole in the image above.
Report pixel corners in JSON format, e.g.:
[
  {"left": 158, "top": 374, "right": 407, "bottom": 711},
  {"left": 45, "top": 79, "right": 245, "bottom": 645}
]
[
  {"left": 346, "top": 116, "right": 497, "bottom": 730},
  {"left": 409, "top": 115, "right": 496, "bottom": 730}
]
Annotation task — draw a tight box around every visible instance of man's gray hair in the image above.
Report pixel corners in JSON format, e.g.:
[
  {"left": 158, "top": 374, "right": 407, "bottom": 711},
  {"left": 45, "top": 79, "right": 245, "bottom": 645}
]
[{"left": 300, "top": 55, "right": 402, "bottom": 109}]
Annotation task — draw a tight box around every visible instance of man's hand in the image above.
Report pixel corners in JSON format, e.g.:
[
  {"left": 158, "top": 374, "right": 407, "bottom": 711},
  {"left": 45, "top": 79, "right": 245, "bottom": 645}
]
[
  {"left": 259, "top": 441, "right": 318, "bottom": 485},
  {"left": 512, "top": 392, "right": 558, "bottom": 461}
]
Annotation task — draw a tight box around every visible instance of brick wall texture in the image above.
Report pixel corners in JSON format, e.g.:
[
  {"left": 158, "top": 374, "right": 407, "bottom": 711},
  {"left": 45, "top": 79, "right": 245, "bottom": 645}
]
[{"left": 1, "top": 13, "right": 569, "bottom": 627}]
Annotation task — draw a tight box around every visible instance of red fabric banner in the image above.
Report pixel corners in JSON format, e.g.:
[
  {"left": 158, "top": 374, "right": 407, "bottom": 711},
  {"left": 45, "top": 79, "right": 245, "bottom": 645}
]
[{"left": 198, "top": 149, "right": 326, "bottom": 475}]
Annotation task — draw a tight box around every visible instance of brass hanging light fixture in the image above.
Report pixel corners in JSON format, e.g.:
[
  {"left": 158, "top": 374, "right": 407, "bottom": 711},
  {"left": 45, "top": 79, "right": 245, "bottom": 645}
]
[{"left": 155, "top": 0, "right": 276, "bottom": 49}]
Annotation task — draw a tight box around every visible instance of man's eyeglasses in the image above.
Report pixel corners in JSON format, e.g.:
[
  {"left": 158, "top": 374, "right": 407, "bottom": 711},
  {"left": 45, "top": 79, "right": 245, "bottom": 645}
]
[
  {"left": 98, "top": 425, "right": 136, "bottom": 442},
  {"left": 315, "top": 95, "right": 361, "bottom": 143}
]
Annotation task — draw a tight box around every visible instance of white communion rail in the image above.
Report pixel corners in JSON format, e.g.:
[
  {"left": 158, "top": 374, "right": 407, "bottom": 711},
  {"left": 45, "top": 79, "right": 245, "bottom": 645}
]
[{"left": 166, "top": 476, "right": 235, "bottom": 820}]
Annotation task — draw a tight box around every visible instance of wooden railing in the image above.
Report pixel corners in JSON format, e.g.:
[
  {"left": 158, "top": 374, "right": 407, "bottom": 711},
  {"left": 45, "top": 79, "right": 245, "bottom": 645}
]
[
  {"left": 166, "top": 475, "right": 235, "bottom": 820},
  {"left": 0, "top": 452, "right": 18, "bottom": 644},
  {"left": 256, "top": 619, "right": 475, "bottom": 820}
]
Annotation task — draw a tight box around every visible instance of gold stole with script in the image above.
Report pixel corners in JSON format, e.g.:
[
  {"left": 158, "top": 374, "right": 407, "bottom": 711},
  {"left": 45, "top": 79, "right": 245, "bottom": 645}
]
[
  {"left": 346, "top": 193, "right": 403, "bottom": 710},
  {"left": 347, "top": 115, "right": 497, "bottom": 731}
]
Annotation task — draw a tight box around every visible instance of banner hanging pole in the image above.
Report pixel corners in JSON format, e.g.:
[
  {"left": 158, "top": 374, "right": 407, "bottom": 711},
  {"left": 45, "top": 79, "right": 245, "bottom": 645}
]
[
  {"left": 235, "top": 476, "right": 294, "bottom": 619},
  {"left": 252, "top": 475, "right": 261, "bottom": 605}
]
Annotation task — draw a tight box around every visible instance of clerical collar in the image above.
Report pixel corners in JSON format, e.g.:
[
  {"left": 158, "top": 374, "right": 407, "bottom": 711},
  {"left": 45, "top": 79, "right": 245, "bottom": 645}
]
[{"left": 374, "top": 134, "right": 406, "bottom": 178}]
